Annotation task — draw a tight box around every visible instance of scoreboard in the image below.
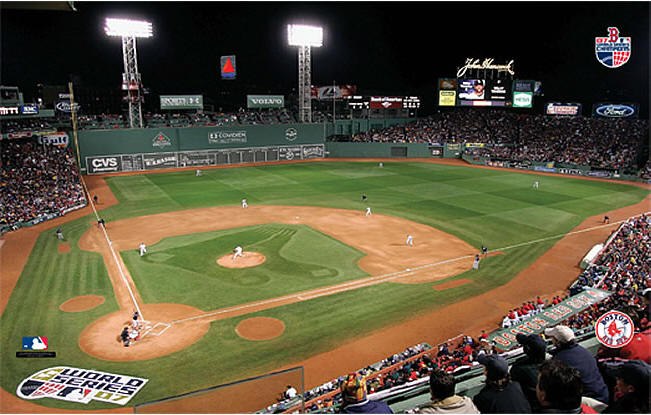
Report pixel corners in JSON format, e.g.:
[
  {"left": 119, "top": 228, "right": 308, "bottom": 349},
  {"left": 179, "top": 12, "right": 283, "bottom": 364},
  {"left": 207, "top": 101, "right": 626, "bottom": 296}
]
[{"left": 457, "top": 78, "right": 512, "bottom": 107}]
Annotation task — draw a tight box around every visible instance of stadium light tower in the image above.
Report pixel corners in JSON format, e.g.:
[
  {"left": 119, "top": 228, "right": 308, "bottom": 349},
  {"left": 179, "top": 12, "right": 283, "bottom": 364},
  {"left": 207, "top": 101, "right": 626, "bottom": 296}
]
[
  {"left": 287, "top": 24, "right": 323, "bottom": 123},
  {"left": 105, "top": 17, "right": 153, "bottom": 129}
]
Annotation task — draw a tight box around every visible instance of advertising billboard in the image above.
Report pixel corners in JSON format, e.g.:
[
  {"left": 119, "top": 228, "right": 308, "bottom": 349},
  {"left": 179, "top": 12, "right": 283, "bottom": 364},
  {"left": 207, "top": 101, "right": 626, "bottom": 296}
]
[
  {"left": 247, "top": 95, "right": 285, "bottom": 109},
  {"left": 369, "top": 96, "right": 403, "bottom": 109},
  {"left": 593, "top": 103, "right": 638, "bottom": 118},
  {"left": 310, "top": 85, "right": 357, "bottom": 100},
  {"left": 513, "top": 92, "right": 533, "bottom": 108},
  {"left": 438, "top": 78, "right": 457, "bottom": 91},
  {"left": 546, "top": 103, "right": 582, "bottom": 116},
  {"left": 220, "top": 55, "right": 236, "bottom": 80},
  {"left": 439, "top": 91, "right": 456, "bottom": 106},
  {"left": 160, "top": 95, "right": 203, "bottom": 110}
]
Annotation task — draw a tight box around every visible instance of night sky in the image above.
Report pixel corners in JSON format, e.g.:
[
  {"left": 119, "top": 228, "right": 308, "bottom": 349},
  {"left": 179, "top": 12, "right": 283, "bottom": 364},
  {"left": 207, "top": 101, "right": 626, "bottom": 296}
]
[{"left": 1, "top": 1, "right": 649, "bottom": 116}]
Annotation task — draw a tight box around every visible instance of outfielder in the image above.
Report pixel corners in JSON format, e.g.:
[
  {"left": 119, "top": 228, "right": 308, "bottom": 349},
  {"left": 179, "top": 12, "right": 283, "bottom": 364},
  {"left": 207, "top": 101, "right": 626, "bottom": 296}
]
[
  {"left": 233, "top": 246, "right": 243, "bottom": 260},
  {"left": 56, "top": 227, "right": 64, "bottom": 240},
  {"left": 365, "top": 207, "right": 372, "bottom": 216},
  {"left": 533, "top": 180, "right": 539, "bottom": 190},
  {"left": 406, "top": 234, "right": 414, "bottom": 246},
  {"left": 196, "top": 169, "right": 202, "bottom": 176},
  {"left": 242, "top": 199, "right": 248, "bottom": 208},
  {"left": 139, "top": 242, "right": 147, "bottom": 257}
]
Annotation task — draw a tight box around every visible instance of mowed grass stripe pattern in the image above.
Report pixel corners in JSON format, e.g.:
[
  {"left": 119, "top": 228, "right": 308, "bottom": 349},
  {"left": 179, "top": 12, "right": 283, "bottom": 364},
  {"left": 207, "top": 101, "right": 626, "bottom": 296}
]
[
  {"left": 1, "top": 161, "right": 647, "bottom": 409},
  {"left": 120, "top": 224, "right": 368, "bottom": 310}
]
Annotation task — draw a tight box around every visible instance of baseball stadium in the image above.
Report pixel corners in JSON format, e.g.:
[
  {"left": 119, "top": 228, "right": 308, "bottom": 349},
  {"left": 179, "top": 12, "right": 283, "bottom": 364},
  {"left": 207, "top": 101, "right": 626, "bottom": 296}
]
[{"left": 1, "top": 2, "right": 650, "bottom": 414}]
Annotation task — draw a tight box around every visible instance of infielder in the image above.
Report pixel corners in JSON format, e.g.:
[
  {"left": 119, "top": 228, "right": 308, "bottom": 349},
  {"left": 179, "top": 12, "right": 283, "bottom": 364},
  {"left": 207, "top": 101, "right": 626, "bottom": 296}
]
[
  {"left": 242, "top": 199, "right": 248, "bottom": 208},
  {"left": 233, "top": 246, "right": 243, "bottom": 260},
  {"left": 139, "top": 242, "right": 147, "bottom": 257},
  {"left": 533, "top": 180, "right": 539, "bottom": 189},
  {"left": 365, "top": 207, "right": 372, "bottom": 216},
  {"left": 473, "top": 254, "right": 480, "bottom": 270},
  {"left": 406, "top": 234, "right": 414, "bottom": 246}
]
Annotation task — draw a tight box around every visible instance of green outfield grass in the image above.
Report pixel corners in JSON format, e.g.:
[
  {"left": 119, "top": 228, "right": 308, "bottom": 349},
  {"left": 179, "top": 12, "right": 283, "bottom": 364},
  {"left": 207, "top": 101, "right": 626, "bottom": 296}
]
[{"left": 1, "top": 161, "right": 648, "bottom": 409}]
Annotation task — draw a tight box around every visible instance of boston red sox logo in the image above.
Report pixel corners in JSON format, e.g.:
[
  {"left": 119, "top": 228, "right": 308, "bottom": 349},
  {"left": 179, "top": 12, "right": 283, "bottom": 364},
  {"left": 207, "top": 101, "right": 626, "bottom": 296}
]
[
  {"left": 595, "top": 27, "right": 631, "bottom": 68},
  {"left": 595, "top": 310, "right": 634, "bottom": 348}
]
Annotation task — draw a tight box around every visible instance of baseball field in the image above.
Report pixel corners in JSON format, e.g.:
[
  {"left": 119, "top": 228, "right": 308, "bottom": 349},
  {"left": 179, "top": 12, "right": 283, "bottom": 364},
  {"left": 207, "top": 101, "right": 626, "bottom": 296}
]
[{"left": 1, "top": 159, "right": 649, "bottom": 412}]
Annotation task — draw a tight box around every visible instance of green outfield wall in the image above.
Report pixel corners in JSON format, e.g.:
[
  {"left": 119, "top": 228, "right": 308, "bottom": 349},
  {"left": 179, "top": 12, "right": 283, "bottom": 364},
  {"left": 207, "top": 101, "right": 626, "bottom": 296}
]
[
  {"left": 325, "top": 118, "right": 416, "bottom": 136},
  {"left": 77, "top": 124, "right": 325, "bottom": 173},
  {"left": 325, "top": 142, "right": 432, "bottom": 158},
  {"left": 325, "top": 142, "right": 456, "bottom": 159}
]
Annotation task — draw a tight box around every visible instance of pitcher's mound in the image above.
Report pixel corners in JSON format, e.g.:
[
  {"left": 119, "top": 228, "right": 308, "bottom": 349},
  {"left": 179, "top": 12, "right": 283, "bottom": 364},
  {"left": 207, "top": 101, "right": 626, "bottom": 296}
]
[
  {"left": 236, "top": 317, "right": 285, "bottom": 341},
  {"left": 217, "top": 252, "right": 266, "bottom": 268},
  {"left": 60, "top": 295, "right": 105, "bottom": 312}
]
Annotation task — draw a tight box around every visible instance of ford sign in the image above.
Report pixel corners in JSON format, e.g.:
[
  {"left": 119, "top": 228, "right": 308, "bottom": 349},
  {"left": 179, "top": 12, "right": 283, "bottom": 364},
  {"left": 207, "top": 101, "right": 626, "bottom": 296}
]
[{"left": 594, "top": 103, "right": 636, "bottom": 118}]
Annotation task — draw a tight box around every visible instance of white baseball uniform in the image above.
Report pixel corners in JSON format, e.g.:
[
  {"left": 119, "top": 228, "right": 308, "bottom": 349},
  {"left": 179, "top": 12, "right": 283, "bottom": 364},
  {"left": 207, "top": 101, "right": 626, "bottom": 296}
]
[
  {"left": 365, "top": 207, "right": 371, "bottom": 216},
  {"left": 139, "top": 243, "right": 147, "bottom": 257},
  {"left": 233, "top": 246, "right": 243, "bottom": 260},
  {"left": 406, "top": 235, "right": 414, "bottom": 246},
  {"left": 473, "top": 255, "right": 480, "bottom": 270},
  {"left": 533, "top": 181, "right": 539, "bottom": 189},
  {"left": 242, "top": 199, "right": 248, "bottom": 208},
  {"left": 379, "top": 162, "right": 383, "bottom": 168},
  {"left": 196, "top": 169, "right": 202, "bottom": 176}
]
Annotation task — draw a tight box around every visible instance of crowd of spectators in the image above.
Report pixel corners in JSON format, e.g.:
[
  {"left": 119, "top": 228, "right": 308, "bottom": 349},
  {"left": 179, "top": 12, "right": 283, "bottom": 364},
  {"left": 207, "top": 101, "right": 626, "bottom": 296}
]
[
  {"left": 0, "top": 118, "right": 55, "bottom": 134},
  {"left": 351, "top": 109, "right": 648, "bottom": 173},
  {"left": 1, "top": 139, "right": 86, "bottom": 231},
  {"left": 262, "top": 212, "right": 650, "bottom": 414},
  {"left": 71, "top": 109, "right": 299, "bottom": 130}
]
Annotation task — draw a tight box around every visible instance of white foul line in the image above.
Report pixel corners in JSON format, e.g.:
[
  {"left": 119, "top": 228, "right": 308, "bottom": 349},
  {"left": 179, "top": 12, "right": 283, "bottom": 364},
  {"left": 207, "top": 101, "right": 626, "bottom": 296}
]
[{"left": 79, "top": 177, "right": 145, "bottom": 321}]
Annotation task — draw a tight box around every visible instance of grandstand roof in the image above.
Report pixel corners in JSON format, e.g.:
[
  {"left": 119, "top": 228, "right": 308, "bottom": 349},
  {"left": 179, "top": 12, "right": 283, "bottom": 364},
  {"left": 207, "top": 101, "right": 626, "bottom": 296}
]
[{"left": 1, "top": 1, "right": 76, "bottom": 11}]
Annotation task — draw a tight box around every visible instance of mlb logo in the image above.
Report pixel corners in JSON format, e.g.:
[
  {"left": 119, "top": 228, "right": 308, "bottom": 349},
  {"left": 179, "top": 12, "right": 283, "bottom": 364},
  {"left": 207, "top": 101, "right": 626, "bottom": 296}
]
[
  {"left": 23, "top": 337, "right": 48, "bottom": 350},
  {"left": 595, "top": 27, "right": 631, "bottom": 68}
]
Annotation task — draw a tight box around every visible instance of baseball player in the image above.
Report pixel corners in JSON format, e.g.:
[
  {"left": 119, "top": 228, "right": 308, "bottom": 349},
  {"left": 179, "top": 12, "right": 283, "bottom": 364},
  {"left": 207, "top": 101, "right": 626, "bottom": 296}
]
[
  {"left": 97, "top": 218, "right": 105, "bottom": 229},
  {"left": 233, "top": 246, "right": 243, "bottom": 260},
  {"left": 56, "top": 227, "right": 64, "bottom": 240},
  {"left": 472, "top": 254, "right": 480, "bottom": 270},
  {"left": 603, "top": 215, "right": 610, "bottom": 224},
  {"left": 139, "top": 242, "right": 147, "bottom": 257},
  {"left": 361, "top": 193, "right": 367, "bottom": 202},
  {"left": 406, "top": 234, "right": 414, "bottom": 246},
  {"left": 379, "top": 162, "right": 383, "bottom": 168},
  {"left": 196, "top": 169, "right": 202, "bottom": 176},
  {"left": 481, "top": 245, "right": 488, "bottom": 257},
  {"left": 533, "top": 180, "right": 539, "bottom": 190},
  {"left": 365, "top": 207, "right": 372, "bottom": 216},
  {"left": 242, "top": 199, "right": 248, "bottom": 208}
]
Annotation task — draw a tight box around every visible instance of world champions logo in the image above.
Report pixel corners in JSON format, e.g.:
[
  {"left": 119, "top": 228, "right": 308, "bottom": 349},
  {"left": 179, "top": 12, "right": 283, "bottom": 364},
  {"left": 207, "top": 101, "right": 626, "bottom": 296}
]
[{"left": 595, "top": 27, "right": 631, "bottom": 68}]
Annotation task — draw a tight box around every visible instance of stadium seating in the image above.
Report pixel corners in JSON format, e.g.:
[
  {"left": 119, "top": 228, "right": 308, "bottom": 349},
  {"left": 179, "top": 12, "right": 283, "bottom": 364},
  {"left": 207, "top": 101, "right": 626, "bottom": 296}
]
[
  {"left": 259, "top": 213, "right": 650, "bottom": 413},
  {"left": 1, "top": 139, "right": 86, "bottom": 232}
]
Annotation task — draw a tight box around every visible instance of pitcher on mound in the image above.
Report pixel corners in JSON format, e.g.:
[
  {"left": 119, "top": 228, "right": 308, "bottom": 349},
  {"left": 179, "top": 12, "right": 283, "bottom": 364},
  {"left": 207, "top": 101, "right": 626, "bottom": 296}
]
[{"left": 233, "top": 246, "right": 243, "bottom": 260}]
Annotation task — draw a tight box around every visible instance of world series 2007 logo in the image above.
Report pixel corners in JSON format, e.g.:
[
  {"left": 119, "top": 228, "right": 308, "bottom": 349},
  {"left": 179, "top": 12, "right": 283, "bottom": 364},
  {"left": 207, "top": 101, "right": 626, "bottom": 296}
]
[
  {"left": 595, "top": 310, "right": 634, "bottom": 348},
  {"left": 595, "top": 27, "right": 631, "bottom": 68}
]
